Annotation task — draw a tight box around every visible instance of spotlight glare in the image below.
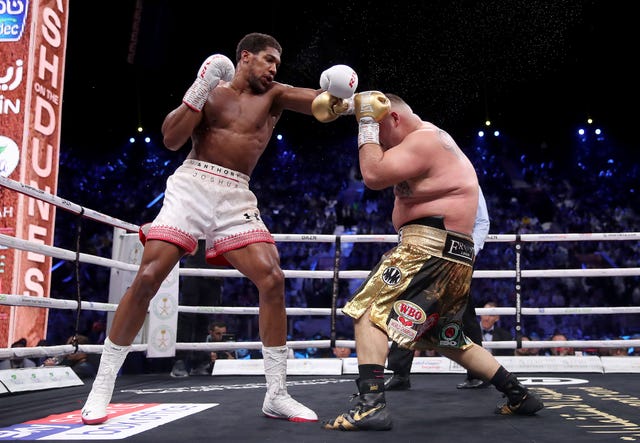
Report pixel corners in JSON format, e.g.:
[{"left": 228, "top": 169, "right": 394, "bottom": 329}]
[
  {"left": 129, "top": 137, "right": 135, "bottom": 143},
  {"left": 144, "top": 137, "right": 151, "bottom": 143},
  {"left": 137, "top": 126, "right": 143, "bottom": 133}
]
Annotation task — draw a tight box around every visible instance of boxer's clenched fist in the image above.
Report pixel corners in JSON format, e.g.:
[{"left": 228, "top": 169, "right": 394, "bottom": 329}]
[
  {"left": 354, "top": 91, "right": 390, "bottom": 123},
  {"left": 354, "top": 91, "right": 390, "bottom": 148},
  {"left": 183, "top": 54, "right": 235, "bottom": 112},
  {"left": 312, "top": 91, "right": 354, "bottom": 123}
]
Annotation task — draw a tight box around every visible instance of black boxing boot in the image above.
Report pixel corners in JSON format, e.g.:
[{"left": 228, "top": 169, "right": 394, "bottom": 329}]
[
  {"left": 384, "top": 372, "right": 411, "bottom": 391},
  {"left": 323, "top": 379, "right": 393, "bottom": 431},
  {"left": 494, "top": 372, "right": 544, "bottom": 415}
]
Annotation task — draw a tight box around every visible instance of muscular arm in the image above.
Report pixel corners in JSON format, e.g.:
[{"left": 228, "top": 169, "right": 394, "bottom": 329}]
[
  {"left": 273, "top": 83, "right": 322, "bottom": 116},
  {"left": 359, "top": 129, "right": 434, "bottom": 190},
  {"left": 161, "top": 103, "right": 204, "bottom": 151}
]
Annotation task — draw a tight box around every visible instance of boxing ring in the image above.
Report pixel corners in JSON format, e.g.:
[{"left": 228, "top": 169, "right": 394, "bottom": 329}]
[{"left": 1, "top": 175, "right": 640, "bottom": 442}]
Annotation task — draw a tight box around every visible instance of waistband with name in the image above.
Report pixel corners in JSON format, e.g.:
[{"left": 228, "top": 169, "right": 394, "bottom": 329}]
[
  {"left": 181, "top": 159, "right": 250, "bottom": 186},
  {"left": 398, "top": 222, "right": 475, "bottom": 266}
]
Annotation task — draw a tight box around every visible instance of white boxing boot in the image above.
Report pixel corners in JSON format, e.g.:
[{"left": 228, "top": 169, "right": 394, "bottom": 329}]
[
  {"left": 261, "top": 345, "right": 318, "bottom": 422},
  {"left": 81, "top": 337, "right": 131, "bottom": 424}
]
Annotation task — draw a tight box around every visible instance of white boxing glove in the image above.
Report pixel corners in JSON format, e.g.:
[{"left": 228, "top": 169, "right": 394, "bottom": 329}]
[
  {"left": 319, "top": 64, "right": 358, "bottom": 99},
  {"left": 183, "top": 54, "right": 235, "bottom": 112}
]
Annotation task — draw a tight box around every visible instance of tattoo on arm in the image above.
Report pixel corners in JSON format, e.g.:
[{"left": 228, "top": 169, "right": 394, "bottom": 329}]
[
  {"left": 395, "top": 181, "right": 411, "bottom": 197},
  {"left": 438, "top": 129, "right": 462, "bottom": 157}
]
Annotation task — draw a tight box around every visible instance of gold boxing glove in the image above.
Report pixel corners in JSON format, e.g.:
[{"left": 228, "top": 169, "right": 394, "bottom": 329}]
[
  {"left": 354, "top": 91, "right": 390, "bottom": 148},
  {"left": 312, "top": 91, "right": 354, "bottom": 123},
  {"left": 354, "top": 91, "right": 390, "bottom": 122}
]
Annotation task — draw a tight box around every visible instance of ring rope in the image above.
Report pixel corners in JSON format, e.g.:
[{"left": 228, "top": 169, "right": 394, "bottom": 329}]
[
  {"left": 5, "top": 293, "right": 640, "bottom": 317},
  {"left": 0, "top": 175, "right": 138, "bottom": 233},
  {"left": 0, "top": 233, "right": 138, "bottom": 271},
  {"left": 3, "top": 338, "right": 640, "bottom": 361},
  {"left": 2, "top": 178, "right": 640, "bottom": 368},
  {"left": 2, "top": 175, "right": 639, "bottom": 244},
  {"left": 483, "top": 232, "right": 640, "bottom": 242},
  {"left": 274, "top": 233, "right": 640, "bottom": 243},
  {"left": 2, "top": 233, "right": 639, "bottom": 279}
]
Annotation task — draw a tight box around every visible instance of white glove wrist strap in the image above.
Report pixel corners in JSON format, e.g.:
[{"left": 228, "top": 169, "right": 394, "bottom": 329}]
[
  {"left": 343, "top": 96, "right": 355, "bottom": 115},
  {"left": 358, "top": 119, "right": 379, "bottom": 148},
  {"left": 182, "top": 78, "right": 210, "bottom": 112}
]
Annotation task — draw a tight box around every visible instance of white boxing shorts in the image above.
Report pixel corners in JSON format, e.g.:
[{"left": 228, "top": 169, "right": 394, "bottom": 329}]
[{"left": 146, "top": 159, "right": 275, "bottom": 264}]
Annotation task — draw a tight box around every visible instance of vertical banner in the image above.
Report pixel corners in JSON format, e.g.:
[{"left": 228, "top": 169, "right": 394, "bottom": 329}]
[
  {"left": 146, "top": 263, "right": 179, "bottom": 358},
  {"left": 109, "top": 229, "right": 179, "bottom": 357},
  {"left": 0, "top": 0, "right": 69, "bottom": 347}
]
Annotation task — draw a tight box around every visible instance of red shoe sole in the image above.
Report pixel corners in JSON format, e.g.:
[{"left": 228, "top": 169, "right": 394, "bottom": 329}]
[{"left": 81, "top": 415, "right": 108, "bottom": 425}]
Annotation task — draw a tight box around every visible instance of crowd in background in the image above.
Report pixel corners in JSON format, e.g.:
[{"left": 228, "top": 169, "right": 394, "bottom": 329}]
[{"left": 44, "top": 123, "right": 639, "bottom": 364}]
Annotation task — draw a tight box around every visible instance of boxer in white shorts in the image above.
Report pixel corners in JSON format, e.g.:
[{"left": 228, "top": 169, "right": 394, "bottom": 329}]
[{"left": 81, "top": 32, "right": 359, "bottom": 426}]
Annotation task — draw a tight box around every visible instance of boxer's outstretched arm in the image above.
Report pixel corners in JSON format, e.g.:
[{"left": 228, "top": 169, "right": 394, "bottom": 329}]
[{"left": 274, "top": 84, "right": 322, "bottom": 116}]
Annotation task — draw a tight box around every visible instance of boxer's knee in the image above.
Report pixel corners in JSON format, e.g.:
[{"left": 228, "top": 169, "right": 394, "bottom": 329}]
[
  {"left": 256, "top": 266, "right": 285, "bottom": 297},
  {"left": 132, "top": 264, "right": 168, "bottom": 302}
]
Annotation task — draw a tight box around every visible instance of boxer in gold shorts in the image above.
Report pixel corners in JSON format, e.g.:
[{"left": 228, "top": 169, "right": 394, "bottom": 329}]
[
  {"left": 343, "top": 218, "right": 475, "bottom": 352},
  {"left": 323, "top": 92, "right": 544, "bottom": 432}
]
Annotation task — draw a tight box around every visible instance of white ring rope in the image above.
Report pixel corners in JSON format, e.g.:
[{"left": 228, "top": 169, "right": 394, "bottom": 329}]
[
  {"left": 275, "top": 233, "right": 640, "bottom": 242},
  {"left": 484, "top": 232, "right": 640, "bottom": 242},
  {"left": 0, "top": 293, "right": 118, "bottom": 312},
  {"left": 4, "top": 293, "right": 640, "bottom": 317},
  {"left": 3, "top": 338, "right": 640, "bottom": 361},
  {"left": 0, "top": 233, "right": 138, "bottom": 272},
  {"left": 1, "top": 233, "right": 639, "bottom": 280},
  {"left": 1, "top": 177, "right": 640, "bottom": 364},
  {"left": 1, "top": 175, "right": 639, "bottom": 245},
  {"left": 0, "top": 175, "right": 139, "bottom": 233}
]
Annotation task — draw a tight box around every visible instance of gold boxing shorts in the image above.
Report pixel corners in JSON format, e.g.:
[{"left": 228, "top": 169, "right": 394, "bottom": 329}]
[{"left": 342, "top": 219, "right": 475, "bottom": 351}]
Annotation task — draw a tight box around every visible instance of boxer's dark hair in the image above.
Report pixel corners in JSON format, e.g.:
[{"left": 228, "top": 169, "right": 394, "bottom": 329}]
[{"left": 236, "top": 32, "right": 282, "bottom": 63}]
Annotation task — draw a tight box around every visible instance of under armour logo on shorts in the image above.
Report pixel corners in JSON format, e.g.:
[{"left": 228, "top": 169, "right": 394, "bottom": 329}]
[{"left": 243, "top": 212, "right": 261, "bottom": 221}]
